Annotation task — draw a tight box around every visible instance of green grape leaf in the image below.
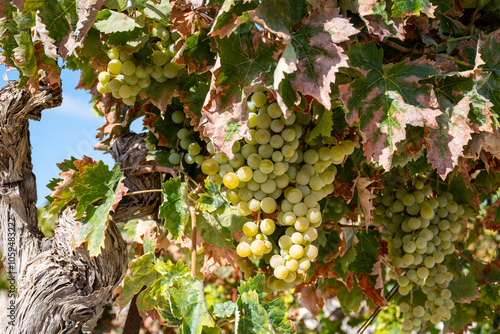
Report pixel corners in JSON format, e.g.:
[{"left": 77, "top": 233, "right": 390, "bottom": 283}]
[
  {"left": 69, "top": 163, "right": 126, "bottom": 256},
  {"left": 262, "top": 298, "right": 294, "bottom": 334},
  {"left": 179, "top": 73, "right": 211, "bottom": 126},
  {"left": 306, "top": 108, "right": 333, "bottom": 141},
  {"left": 148, "top": 105, "right": 184, "bottom": 147},
  {"left": 201, "top": 25, "right": 279, "bottom": 157},
  {"left": 356, "top": 0, "right": 405, "bottom": 40},
  {"left": 336, "top": 279, "right": 364, "bottom": 314},
  {"left": 197, "top": 179, "right": 228, "bottom": 214},
  {"left": 478, "top": 30, "right": 500, "bottom": 117},
  {"left": 448, "top": 275, "right": 480, "bottom": 303},
  {"left": 170, "top": 278, "right": 216, "bottom": 334},
  {"left": 212, "top": 301, "right": 237, "bottom": 319},
  {"left": 238, "top": 274, "right": 266, "bottom": 296},
  {"left": 210, "top": 0, "right": 258, "bottom": 38},
  {"left": 94, "top": 9, "right": 141, "bottom": 33},
  {"left": 340, "top": 42, "right": 440, "bottom": 170},
  {"left": 143, "top": 0, "right": 172, "bottom": 21},
  {"left": 391, "top": 0, "right": 434, "bottom": 17},
  {"left": 431, "top": 0, "right": 454, "bottom": 13},
  {"left": 144, "top": 78, "right": 180, "bottom": 112},
  {"left": 175, "top": 27, "right": 216, "bottom": 74},
  {"left": 235, "top": 291, "right": 273, "bottom": 334},
  {"left": 159, "top": 178, "right": 190, "bottom": 240},
  {"left": 115, "top": 253, "right": 157, "bottom": 307},
  {"left": 348, "top": 230, "right": 381, "bottom": 275},
  {"left": 198, "top": 208, "right": 250, "bottom": 250},
  {"left": 246, "top": 0, "right": 307, "bottom": 42}
]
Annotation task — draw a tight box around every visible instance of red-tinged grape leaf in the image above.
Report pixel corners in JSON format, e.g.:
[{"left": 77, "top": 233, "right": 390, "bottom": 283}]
[
  {"left": 72, "top": 163, "right": 126, "bottom": 256},
  {"left": 357, "top": 0, "right": 405, "bottom": 40},
  {"left": 200, "top": 28, "right": 280, "bottom": 157},
  {"left": 158, "top": 178, "right": 190, "bottom": 240},
  {"left": 11, "top": 0, "right": 25, "bottom": 10},
  {"left": 273, "top": 44, "right": 300, "bottom": 114},
  {"left": 59, "top": 0, "right": 107, "bottom": 60},
  {"left": 427, "top": 95, "right": 475, "bottom": 179},
  {"left": 371, "top": 260, "right": 384, "bottom": 290},
  {"left": 448, "top": 275, "right": 480, "bottom": 303},
  {"left": 351, "top": 176, "right": 377, "bottom": 226},
  {"left": 201, "top": 242, "right": 237, "bottom": 274},
  {"left": 169, "top": 278, "right": 216, "bottom": 334},
  {"left": 340, "top": 42, "right": 440, "bottom": 169},
  {"left": 209, "top": 0, "right": 258, "bottom": 38},
  {"left": 391, "top": 0, "right": 435, "bottom": 17},
  {"left": 245, "top": 0, "right": 308, "bottom": 42},
  {"left": 275, "top": 8, "right": 359, "bottom": 112},
  {"left": 478, "top": 30, "right": 500, "bottom": 117},
  {"left": 483, "top": 197, "right": 500, "bottom": 231},
  {"left": 170, "top": 3, "right": 210, "bottom": 38},
  {"left": 297, "top": 285, "right": 324, "bottom": 317},
  {"left": 94, "top": 9, "right": 141, "bottom": 33},
  {"left": 174, "top": 27, "right": 216, "bottom": 74},
  {"left": 358, "top": 274, "right": 388, "bottom": 307},
  {"left": 143, "top": 78, "right": 180, "bottom": 112},
  {"left": 348, "top": 230, "right": 380, "bottom": 275},
  {"left": 34, "top": 13, "right": 58, "bottom": 59}
]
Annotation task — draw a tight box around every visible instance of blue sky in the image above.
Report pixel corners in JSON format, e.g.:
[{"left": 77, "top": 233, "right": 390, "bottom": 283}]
[{"left": 1, "top": 66, "right": 143, "bottom": 205}]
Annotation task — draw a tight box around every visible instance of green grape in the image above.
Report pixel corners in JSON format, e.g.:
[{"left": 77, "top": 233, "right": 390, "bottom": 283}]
[
  {"left": 168, "top": 153, "right": 181, "bottom": 165},
  {"left": 121, "top": 60, "right": 136, "bottom": 76},
  {"left": 201, "top": 159, "right": 219, "bottom": 175},
  {"left": 171, "top": 110, "right": 185, "bottom": 124},
  {"left": 152, "top": 51, "right": 168, "bottom": 66},
  {"left": 251, "top": 92, "right": 268, "bottom": 108},
  {"left": 260, "top": 218, "right": 275, "bottom": 235},
  {"left": 163, "top": 63, "right": 179, "bottom": 78},
  {"left": 108, "top": 59, "right": 122, "bottom": 75}
]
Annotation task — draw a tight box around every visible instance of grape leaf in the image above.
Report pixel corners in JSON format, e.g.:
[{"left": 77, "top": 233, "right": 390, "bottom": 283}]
[
  {"left": 478, "top": 30, "right": 500, "bottom": 117},
  {"left": 159, "top": 178, "right": 190, "bottom": 240},
  {"left": 143, "top": 0, "right": 172, "bottom": 21},
  {"left": 262, "top": 298, "right": 293, "bottom": 334},
  {"left": 246, "top": 0, "right": 307, "bottom": 42},
  {"left": 273, "top": 8, "right": 359, "bottom": 112},
  {"left": 174, "top": 27, "right": 216, "bottom": 74},
  {"left": 238, "top": 274, "right": 266, "bottom": 296},
  {"left": 348, "top": 230, "right": 380, "bottom": 275},
  {"left": 305, "top": 108, "right": 333, "bottom": 141},
  {"left": 448, "top": 275, "right": 480, "bottom": 303},
  {"left": 201, "top": 26, "right": 279, "bottom": 157},
  {"left": 170, "top": 278, "right": 216, "bottom": 334},
  {"left": 427, "top": 95, "right": 474, "bottom": 178},
  {"left": 212, "top": 301, "right": 237, "bottom": 319},
  {"left": 115, "top": 253, "right": 157, "bottom": 307},
  {"left": 60, "top": 162, "right": 126, "bottom": 256},
  {"left": 357, "top": 0, "right": 405, "bottom": 40},
  {"left": 94, "top": 9, "right": 141, "bottom": 33},
  {"left": 209, "top": 0, "right": 258, "bottom": 38},
  {"left": 391, "top": 0, "right": 434, "bottom": 17},
  {"left": 197, "top": 179, "right": 228, "bottom": 213},
  {"left": 198, "top": 208, "right": 250, "bottom": 249},
  {"left": 235, "top": 291, "right": 273, "bottom": 334},
  {"left": 339, "top": 42, "right": 441, "bottom": 170}
]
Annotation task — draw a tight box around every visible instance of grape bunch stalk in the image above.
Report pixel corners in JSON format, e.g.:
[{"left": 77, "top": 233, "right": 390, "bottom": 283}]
[
  {"left": 374, "top": 178, "right": 466, "bottom": 333},
  {"left": 201, "top": 88, "right": 354, "bottom": 291},
  {"left": 96, "top": 25, "right": 182, "bottom": 105}
]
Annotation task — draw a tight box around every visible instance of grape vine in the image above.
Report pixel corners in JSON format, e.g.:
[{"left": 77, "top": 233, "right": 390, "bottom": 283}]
[{"left": 1, "top": 0, "right": 500, "bottom": 333}]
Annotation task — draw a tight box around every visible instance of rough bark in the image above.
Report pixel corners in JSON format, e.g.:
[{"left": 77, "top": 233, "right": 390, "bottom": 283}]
[{"left": 0, "top": 82, "right": 161, "bottom": 333}]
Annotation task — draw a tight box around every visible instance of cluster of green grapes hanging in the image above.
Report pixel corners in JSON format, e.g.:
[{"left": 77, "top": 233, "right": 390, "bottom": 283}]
[
  {"left": 201, "top": 88, "right": 354, "bottom": 291},
  {"left": 95, "top": 25, "right": 182, "bottom": 105},
  {"left": 374, "top": 178, "right": 466, "bottom": 333}
]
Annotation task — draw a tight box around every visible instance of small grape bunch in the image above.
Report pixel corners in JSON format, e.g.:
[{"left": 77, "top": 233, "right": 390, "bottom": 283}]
[
  {"left": 96, "top": 25, "right": 182, "bottom": 105},
  {"left": 374, "top": 177, "right": 466, "bottom": 333}
]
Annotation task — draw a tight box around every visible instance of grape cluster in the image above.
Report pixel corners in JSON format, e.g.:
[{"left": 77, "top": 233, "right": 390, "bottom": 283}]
[
  {"left": 146, "top": 109, "right": 205, "bottom": 167},
  {"left": 374, "top": 178, "right": 465, "bottom": 332},
  {"left": 96, "top": 26, "right": 182, "bottom": 105},
  {"left": 201, "top": 88, "right": 354, "bottom": 290}
]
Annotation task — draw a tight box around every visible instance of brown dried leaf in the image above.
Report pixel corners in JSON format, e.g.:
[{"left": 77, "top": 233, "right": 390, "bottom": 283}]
[
  {"left": 358, "top": 274, "right": 388, "bottom": 307},
  {"left": 358, "top": 0, "right": 405, "bottom": 40},
  {"left": 297, "top": 285, "right": 325, "bottom": 317},
  {"left": 351, "top": 176, "right": 377, "bottom": 226},
  {"left": 34, "top": 13, "right": 58, "bottom": 59},
  {"left": 111, "top": 182, "right": 129, "bottom": 212}
]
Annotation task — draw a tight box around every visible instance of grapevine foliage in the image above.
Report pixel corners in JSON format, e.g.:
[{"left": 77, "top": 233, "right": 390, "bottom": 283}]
[{"left": 2, "top": 0, "right": 500, "bottom": 333}]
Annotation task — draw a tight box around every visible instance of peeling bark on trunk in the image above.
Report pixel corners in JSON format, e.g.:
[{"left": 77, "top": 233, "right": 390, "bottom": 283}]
[{"left": 0, "top": 82, "right": 161, "bottom": 333}]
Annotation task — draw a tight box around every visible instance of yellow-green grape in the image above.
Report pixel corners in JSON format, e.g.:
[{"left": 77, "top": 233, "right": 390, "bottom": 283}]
[
  {"left": 223, "top": 172, "right": 239, "bottom": 189},
  {"left": 243, "top": 222, "right": 258, "bottom": 237},
  {"left": 163, "top": 63, "right": 178, "bottom": 79},
  {"left": 274, "top": 265, "right": 289, "bottom": 279},
  {"left": 108, "top": 59, "right": 122, "bottom": 75},
  {"left": 250, "top": 240, "right": 266, "bottom": 255},
  {"left": 289, "top": 244, "right": 304, "bottom": 260},
  {"left": 340, "top": 140, "right": 355, "bottom": 155},
  {"left": 107, "top": 48, "right": 119, "bottom": 60},
  {"left": 270, "top": 255, "right": 284, "bottom": 268},
  {"left": 236, "top": 242, "right": 251, "bottom": 257},
  {"left": 260, "top": 218, "right": 275, "bottom": 235},
  {"left": 123, "top": 96, "right": 136, "bottom": 106},
  {"left": 202, "top": 159, "right": 219, "bottom": 175},
  {"left": 251, "top": 91, "right": 268, "bottom": 108}
]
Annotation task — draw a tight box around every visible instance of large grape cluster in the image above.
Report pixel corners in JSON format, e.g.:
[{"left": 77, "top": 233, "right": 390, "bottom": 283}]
[
  {"left": 201, "top": 88, "right": 354, "bottom": 291},
  {"left": 374, "top": 178, "right": 465, "bottom": 333},
  {"left": 96, "top": 25, "right": 182, "bottom": 105}
]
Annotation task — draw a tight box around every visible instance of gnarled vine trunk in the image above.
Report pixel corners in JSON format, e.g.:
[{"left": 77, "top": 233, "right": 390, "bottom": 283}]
[{"left": 0, "top": 82, "right": 161, "bottom": 333}]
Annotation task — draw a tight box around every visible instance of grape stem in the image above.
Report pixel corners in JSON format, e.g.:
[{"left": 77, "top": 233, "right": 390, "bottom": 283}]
[
  {"left": 120, "top": 164, "right": 156, "bottom": 171},
  {"left": 188, "top": 196, "right": 197, "bottom": 278},
  {"left": 122, "top": 189, "right": 163, "bottom": 196},
  {"left": 358, "top": 283, "right": 399, "bottom": 334}
]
